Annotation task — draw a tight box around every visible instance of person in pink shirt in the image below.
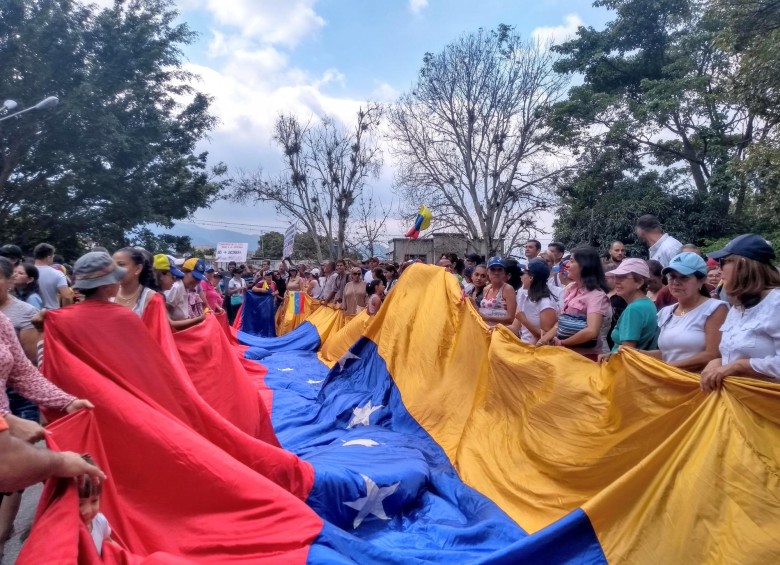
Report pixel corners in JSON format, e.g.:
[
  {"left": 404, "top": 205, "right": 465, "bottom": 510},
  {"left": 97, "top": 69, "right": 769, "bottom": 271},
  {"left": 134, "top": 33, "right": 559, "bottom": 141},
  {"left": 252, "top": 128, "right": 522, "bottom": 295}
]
[
  {"left": 538, "top": 247, "right": 612, "bottom": 360},
  {"left": 200, "top": 268, "right": 225, "bottom": 312}
]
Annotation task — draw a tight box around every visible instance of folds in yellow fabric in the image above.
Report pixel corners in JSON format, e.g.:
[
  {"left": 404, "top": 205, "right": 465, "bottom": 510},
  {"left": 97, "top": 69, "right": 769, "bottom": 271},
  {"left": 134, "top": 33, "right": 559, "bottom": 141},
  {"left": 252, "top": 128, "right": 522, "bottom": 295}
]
[{"left": 356, "top": 264, "right": 780, "bottom": 564}]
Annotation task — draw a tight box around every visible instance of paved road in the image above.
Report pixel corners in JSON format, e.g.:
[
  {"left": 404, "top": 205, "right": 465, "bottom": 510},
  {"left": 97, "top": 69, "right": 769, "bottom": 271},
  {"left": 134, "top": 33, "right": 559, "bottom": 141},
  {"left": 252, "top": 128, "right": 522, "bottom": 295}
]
[{"left": 1, "top": 483, "right": 42, "bottom": 564}]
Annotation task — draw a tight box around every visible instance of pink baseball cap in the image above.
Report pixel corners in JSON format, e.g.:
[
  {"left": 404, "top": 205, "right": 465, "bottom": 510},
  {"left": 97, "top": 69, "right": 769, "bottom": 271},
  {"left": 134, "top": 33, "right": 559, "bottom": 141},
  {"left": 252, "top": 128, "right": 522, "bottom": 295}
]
[{"left": 605, "top": 258, "right": 649, "bottom": 279}]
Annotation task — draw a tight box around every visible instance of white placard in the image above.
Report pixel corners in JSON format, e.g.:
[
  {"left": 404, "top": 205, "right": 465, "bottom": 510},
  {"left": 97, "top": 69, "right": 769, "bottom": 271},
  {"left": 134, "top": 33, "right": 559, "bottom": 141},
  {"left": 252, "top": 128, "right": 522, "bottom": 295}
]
[
  {"left": 215, "top": 242, "right": 248, "bottom": 263},
  {"left": 283, "top": 223, "right": 296, "bottom": 258}
]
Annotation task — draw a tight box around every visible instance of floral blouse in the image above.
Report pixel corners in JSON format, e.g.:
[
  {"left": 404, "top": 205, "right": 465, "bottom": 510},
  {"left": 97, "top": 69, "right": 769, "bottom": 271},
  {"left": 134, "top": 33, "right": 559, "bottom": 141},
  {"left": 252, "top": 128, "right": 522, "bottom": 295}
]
[{"left": 0, "top": 312, "right": 75, "bottom": 416}]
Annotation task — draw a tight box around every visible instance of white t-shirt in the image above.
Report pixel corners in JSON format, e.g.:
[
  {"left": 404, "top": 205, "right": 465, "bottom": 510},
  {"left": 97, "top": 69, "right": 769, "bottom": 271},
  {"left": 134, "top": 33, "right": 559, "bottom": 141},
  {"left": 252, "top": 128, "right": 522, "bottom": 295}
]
[
  {"left": 36, "top": 264, "right": 68, "bottom": 309},
  {"left": 90, "top": 512, "right": 111, "bottom": 556},
  {"left": 164, "top": 280, "right": 189, "bottom": 321},
  {"left": 228, "top": 277, "right": 246, "bottom": 292},
  {"left": 657, "top": 299, "right": 728, "bottom": 364},
  {"left": 547, "top": 279, "right": 564, "bottom": 302},
  {"left": 719, "top": 289, "right": 780, "bottom": 380},
  {"left": 648, "top": 233, "right": 683, "bottom": 267},
  {"left": 363, "top": 269, "right": 374, "bottom": 284},
  {"left": 518, "top": 293, "right": 560, "bottom": 344}
]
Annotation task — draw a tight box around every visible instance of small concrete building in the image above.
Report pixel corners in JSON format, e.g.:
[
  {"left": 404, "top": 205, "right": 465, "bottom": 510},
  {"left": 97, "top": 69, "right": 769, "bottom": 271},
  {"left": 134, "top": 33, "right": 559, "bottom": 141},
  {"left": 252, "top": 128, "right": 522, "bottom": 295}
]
[{"left": 391, "top": 233, "right": 504, "bottom": 264}]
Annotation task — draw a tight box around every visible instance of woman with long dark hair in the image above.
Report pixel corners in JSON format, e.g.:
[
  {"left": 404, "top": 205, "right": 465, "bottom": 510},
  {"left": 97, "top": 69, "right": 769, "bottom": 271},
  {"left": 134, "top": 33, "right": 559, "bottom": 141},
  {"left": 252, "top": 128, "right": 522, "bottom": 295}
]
[
  {"left": 12, "top": 263, "right": 43, "bottom": 310},
  {"left": 384, "top": 265, "right": 399, "bottom": 293},
  {"left": 112, "top": 247, "right": 157, "bottom": 317},
  {"left": 366, "top": 279, "right": 385, "bottom": 316},
  {"left": 509, "top": 260, "right": 559, "bottom": 345},
  {"left": 538, "top": 246, "right": 612, "bottom": 360}
]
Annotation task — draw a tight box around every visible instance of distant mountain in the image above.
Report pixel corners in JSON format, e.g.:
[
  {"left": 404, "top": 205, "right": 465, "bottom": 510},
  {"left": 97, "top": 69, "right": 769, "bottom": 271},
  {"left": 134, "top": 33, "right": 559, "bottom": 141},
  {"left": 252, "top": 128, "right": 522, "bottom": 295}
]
[
  {"left": 148, "top": 223, "right": 393, "bottom": 259},
  {"left": 149, "top": 223, "right": 258, "bottom": 250}
]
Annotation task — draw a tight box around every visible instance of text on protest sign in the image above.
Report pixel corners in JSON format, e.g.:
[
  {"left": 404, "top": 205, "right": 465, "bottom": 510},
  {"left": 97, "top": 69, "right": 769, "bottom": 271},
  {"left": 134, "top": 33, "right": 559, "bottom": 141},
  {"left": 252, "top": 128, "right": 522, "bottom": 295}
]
[
  {"left": 215, "top": 242, "right": 249, "bottom": 263},
  {"left": 283, "top": 224, "right": 296, "bottom": 258}
]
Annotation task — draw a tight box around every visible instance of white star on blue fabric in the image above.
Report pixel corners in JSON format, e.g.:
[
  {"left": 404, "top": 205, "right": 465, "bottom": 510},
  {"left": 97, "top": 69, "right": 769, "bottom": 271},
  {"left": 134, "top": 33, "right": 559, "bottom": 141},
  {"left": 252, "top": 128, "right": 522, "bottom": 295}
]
[
  {"left": 337, "top": 350, "right": 360, "bottom": 372},
  {"left": 341, "top": 438, "right": 380, "bottom": 447},
  {"left": 346, "top": 401, "right": 383, "bottom": 429},
  {"left": 343, "top": 474, "right": 400, "bottom": 529}
]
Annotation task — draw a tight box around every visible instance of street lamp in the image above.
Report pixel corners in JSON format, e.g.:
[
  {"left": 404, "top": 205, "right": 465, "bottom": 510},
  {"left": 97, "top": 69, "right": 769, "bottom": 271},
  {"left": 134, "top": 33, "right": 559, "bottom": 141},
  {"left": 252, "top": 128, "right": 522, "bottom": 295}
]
[
  {"left": 1, "top": 100, "right": 18, "bottom": 114},
  {"left": 0, "top": 96, "right": 59, "bottom": 122}
]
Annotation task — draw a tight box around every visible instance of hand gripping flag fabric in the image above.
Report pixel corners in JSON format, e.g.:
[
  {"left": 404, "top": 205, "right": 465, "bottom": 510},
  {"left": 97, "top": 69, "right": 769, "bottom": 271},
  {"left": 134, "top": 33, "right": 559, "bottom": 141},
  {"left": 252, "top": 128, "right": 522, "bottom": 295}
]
[{"left": 18, "top": 267, "right": 780, "bottom": 564}]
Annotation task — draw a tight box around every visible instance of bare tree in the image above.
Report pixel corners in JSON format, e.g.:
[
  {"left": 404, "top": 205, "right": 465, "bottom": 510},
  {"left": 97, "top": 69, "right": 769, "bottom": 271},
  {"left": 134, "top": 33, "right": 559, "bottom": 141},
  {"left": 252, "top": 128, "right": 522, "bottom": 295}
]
[
  {"left": 387, "top": 25, "right": 568, "bottom": 256},
  {"left": 229, "top": 104, "right": 383, "bottom": 261},
  {"left": 346, "top": 190, "right": 393, "bottom": 258}
]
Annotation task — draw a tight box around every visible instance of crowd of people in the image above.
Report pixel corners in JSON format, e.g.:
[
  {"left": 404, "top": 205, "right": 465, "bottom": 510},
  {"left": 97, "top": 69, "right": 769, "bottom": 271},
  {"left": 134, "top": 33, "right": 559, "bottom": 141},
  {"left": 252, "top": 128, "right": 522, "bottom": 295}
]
[
  {"left": 452, "top": 216, "right": 778, "bottom": 394},
  {"left": 216, "top": 255, "right": 401, "bottom": 322},
  {"left": 0, "top": 213, "right": 778, "bottom": 558}
]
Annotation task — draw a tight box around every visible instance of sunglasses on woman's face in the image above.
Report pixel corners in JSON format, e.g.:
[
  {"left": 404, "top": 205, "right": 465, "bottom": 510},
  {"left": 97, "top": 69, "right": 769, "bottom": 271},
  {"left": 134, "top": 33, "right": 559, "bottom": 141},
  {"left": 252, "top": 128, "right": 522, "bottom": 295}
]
[{"left": 351, "top": 272, "right": 361, "bottom": 276}]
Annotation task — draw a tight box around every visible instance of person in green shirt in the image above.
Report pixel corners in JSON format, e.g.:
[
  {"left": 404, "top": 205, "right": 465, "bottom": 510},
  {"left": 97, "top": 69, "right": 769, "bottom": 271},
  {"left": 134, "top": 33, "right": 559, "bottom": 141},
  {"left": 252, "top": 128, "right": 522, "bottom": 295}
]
[{"left": 600, "top": 258, "right": 659, "bottom": 360}]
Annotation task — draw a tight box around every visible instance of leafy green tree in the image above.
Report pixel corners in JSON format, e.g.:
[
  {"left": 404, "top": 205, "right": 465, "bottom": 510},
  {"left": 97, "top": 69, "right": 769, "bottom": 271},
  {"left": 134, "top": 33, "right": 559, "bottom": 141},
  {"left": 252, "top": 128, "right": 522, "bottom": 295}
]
[
  {"left": 550, "top": 0, "right": 777, "bottom": 240},
  {"left": 0, "top": 0, "right": 225, "bottom": 259},
  {"left": 294, "top": 232, "right": 335, "bottom": 261},
  {"left": 553, "top": 143, "right": 723, "bottom": 254},
  {"left": 257, "top": 231, "right": 284, "bottom": 259},
  {"left": 711, "top": 0, "right": 780, "bottom": 231},
  {"left": 127, "top": 227, "right": 194, "bottom": 255}
]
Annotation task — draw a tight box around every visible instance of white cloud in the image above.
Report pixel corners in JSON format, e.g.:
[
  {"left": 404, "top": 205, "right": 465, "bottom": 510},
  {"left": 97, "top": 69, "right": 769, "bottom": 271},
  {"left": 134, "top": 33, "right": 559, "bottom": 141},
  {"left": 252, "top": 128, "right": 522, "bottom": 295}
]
[
  {"left": 371, "top": 82, "right": 399, "bottom": 102},
  {"left": 202, "top": 0, "right": 325, "bottom": 47},
  {"left": 531, "top": 13, "right": 583, "bottom": 45},
  {"left": 84, "top": 0, "right": 116, "bottom": 9},
  {"left": 409, "top": 0, "right": 428, "bottom": 15},
  {"left": 160, "top": 0, "right": 402, "bottom": 230}
]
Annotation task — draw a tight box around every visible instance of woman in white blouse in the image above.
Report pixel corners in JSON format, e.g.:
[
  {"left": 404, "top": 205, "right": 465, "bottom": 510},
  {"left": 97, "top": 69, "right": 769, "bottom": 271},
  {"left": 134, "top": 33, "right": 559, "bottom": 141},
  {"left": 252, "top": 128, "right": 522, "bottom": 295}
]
[
  {"left": 700, "top": 234, "right": 780, "bottom": 392},
  {"left": 638, "top": 252, "right": 728, "bottom": 371},
  {"left": 509, "top": 260, "right": 560, "bottom": 345}
]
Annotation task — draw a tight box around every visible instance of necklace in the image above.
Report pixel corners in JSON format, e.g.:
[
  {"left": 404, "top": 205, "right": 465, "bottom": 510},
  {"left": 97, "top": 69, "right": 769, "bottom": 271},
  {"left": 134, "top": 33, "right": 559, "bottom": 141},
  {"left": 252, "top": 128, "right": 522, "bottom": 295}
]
[
  {"left": 116, "top": 286, "right": 142, "bottom": 305},
  {"left": 676, "top": 297, "right": 704, "bottom": 316}
]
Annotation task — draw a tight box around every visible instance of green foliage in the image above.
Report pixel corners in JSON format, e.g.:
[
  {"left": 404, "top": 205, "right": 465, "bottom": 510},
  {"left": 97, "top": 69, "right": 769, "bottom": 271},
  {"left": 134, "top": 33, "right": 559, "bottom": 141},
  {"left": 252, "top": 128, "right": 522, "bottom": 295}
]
[
  {"left": 702, "top": 232, "right": 780, "bottom": 255},
  {"left": 0, "top": 0, "right": 226, "bottom": 259},
  {"left": 127, "top": 227, "right": 194, "bottom": 256},
  {"left": 294, "top": 232, "right": 335, "bottom": 260},
  {"left": 257, "top": 231, "right": 284, "bottom": 259},
  {"left": 553, "top": 144, "right": 728, "bottom": 254},
  {"left": 551, "top": 0, "right": 780, "bottom": 246}
]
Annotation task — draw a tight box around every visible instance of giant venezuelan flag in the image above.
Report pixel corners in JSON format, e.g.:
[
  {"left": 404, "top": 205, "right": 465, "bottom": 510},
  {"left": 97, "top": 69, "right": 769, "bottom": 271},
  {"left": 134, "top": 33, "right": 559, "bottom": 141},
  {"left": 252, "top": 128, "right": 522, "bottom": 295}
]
[{"left": 19, "top": 265, "right": 780, "bottom": 563}]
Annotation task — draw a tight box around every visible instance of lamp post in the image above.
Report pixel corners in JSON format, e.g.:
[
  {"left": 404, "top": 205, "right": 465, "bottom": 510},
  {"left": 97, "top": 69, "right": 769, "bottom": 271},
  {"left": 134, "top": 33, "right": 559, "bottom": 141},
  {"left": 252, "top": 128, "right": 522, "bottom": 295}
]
[
  {"left": 1, "top": 100, "right": 18, "bottom": 115},
  {"left": 0, "top": 96, "right": 59, "bottom": 122}
]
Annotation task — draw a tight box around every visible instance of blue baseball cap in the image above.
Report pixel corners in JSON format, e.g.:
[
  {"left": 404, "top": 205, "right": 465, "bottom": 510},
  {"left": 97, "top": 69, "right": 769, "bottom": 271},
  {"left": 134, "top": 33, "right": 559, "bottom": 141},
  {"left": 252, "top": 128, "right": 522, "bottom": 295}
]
[
  {"left": 662, "top": 252, "right": 707, "bottom": 277},
  {"left": 526, "top": 259, "right": 550, "bottom": 280},
  {"left": 487, "top": 256, "right": 506, "bottom": 269},
  {"left": 182, "top": 257, "right": 206, "bottom": 281},
  {"left": 707, "top": 234, "right": 776, "bottom": 265}
]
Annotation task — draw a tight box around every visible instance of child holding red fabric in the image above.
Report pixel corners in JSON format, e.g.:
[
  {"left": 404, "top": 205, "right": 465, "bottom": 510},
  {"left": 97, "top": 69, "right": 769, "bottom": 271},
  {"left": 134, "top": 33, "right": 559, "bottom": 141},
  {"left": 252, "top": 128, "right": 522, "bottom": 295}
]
[{"left": 78, "top": 456, "right": 114, "bottom": 557}]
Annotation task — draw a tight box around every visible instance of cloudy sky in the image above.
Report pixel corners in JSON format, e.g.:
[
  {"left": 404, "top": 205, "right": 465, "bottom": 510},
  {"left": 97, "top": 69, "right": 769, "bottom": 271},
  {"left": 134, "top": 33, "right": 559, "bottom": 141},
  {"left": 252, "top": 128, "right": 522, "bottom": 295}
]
[{"left": 98, "top": 0, "right": 610, "bottom": 240}]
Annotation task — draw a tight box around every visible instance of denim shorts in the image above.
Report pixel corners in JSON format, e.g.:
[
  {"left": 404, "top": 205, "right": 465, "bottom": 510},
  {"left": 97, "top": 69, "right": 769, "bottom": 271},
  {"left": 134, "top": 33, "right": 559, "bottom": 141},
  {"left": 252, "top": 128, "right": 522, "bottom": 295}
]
[{"left": 7, "top": 387, "right": 40, "bottom": 422}]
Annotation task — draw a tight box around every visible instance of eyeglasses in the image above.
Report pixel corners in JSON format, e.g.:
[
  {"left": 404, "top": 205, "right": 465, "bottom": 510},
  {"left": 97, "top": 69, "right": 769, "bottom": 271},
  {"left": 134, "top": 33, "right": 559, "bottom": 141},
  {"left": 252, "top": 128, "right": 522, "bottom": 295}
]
[
  {"left": 718, "top": 258, "right": 733, "bottom": 268},
  {"left": 351, "top": 272, "right": 361, "bottom": 276}
]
